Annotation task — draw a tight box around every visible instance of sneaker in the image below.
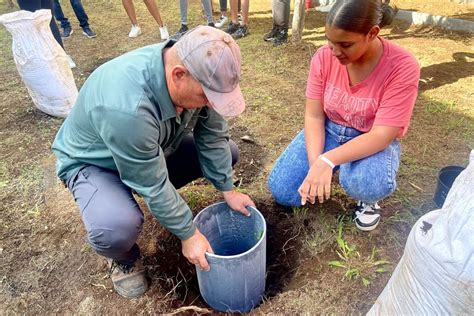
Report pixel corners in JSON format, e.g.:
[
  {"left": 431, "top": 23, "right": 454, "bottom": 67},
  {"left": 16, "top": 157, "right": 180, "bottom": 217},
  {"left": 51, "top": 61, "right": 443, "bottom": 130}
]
[
  {"left": 207, "top": 22, "right": 215, "bottom": 28},
  {"left": 272, "top": 28, "right": 288, "bottom": 46},
  {"left": 215, "top": 15, "right": 228, "bottom": 28},
  {"left": 66, "top": 55, "right": 76, "bottom": 69},
  {"left": 225, "top": 22, "right": 240, "bottom": 35},
  {"left": 61, "top": 26, "right": 73, "bottom": 39},
  {"left": 232, "top": 25, "right": 249, "bottom": 39},
  {"left": 82, "top": 26, "right": 97, "bottom": 38},
  {"left": 170, "top": 24, "right": 188, "bottom": 41},
  {"left": 177, "top": 23, "right": 189, "bottom": 34},
  {"left": 159, "top": 25, "right": 169, "bottom": 40},
  {"left": 108, "top": 259, "right": 148, "bottom": 298},
  {"left": 128, "top": 24, "right": 141, "bottom": 38},
  {"left": 352, "top": 201, "right": 381, "bottom": 231},
  {"left": 263, "top": 26, "right": 279, "bottom": 41}
]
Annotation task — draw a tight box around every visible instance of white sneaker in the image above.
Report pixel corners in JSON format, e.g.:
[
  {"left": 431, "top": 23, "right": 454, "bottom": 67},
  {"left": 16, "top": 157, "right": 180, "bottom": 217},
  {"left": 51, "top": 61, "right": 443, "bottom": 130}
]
[
  {"left": 159, "top": 25, "right": 169, "bottom": 40},
  {"left": 353, "top": 201, "right": 381, "bottom": 231},
  {"left": 66, "top": 55, "right": 76, "bottom": 69},
  {"left": 128, "top": 24, "right": 141, "bottom": 38},
  {"left": 215, "top": 15, "right": 228, "bottom": 28}
]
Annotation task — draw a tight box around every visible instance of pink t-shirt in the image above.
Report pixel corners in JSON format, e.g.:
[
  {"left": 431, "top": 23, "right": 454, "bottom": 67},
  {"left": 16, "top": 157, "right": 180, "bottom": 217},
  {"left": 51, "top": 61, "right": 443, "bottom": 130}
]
[{"left": 306, "top": 37, "right": 420, "bottom": 137}]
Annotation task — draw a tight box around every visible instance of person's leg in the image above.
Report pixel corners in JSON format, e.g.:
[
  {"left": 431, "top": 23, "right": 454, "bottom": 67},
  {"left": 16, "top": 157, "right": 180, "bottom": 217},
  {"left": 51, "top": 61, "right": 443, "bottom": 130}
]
[
  {"left": 69, "top": 0, "right": 89, "bottom": 29},
  {"left": 17, "top": 0, "right": 41, "bottom": 11},
  {"left": 166, "top": 134, "right": 239, "bottom": 189},
  {"left": 231, "top": 0, "right": 249, "bottom": 38},
  {"left": 179, "top": 0, "right": 188, "bottom": 26},
  {"left": 268, "top": 131, "right": 309, "bottom": 207},
  {"left": 41, "top": 0, "right": 65, "bottom": 48},
  {"left": 273, "top": 0, "right": 290, "bottom": 29},
  {"left": 215, "top": 0, "right": 228, "bottom": 28},
  {"left": 122, "top": 0, "right": 138, "bottom": 25},
  {"left": 269, "top": 0, "right": 290, "bottom": 45},
  {"left": 219, "top": 0, "right": 227, "bottom": 12},
  {"left": 143, "top": 0, "right": 164, "bottom": 26},
  {"left": 339, "top": 140, "right": 401, "bottom": 204},
  {"left": 240, "top": 0, "right": 249, "bottom": 25},
  {"left": 67, "top": 166, "right": 144, "bottom": 265},
  {"left": 122, "top": 0, "right": 142, "bottom": 37},
  {"left": 225, "top": 0, "right": 240, "bottom": 34},
  {"left": 229, "top": 0, "right": 239, "bottom": 24},
  {"left": 53, "top": 0, "right": 71, "bottom": 29},
  {"left": 201, "top": 0, "right": 214, "bottom": 25},
  {"left": 18, "top": 0, "right": 64, "bottom": 48},
  {"left": 66, "top": 165, "right": 147, "bottom": 298}
]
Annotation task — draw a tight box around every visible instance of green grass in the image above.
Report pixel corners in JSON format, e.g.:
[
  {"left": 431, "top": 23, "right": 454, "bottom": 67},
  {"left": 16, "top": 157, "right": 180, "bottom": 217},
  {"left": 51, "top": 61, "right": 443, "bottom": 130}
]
[{"left": 328, "top": 217, "right": 389, "bottom": 286}]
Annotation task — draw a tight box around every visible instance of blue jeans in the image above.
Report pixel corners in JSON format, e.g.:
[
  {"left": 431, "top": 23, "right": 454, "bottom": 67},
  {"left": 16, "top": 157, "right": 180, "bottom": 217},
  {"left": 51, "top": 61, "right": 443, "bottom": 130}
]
[
  {"left": 268, "top": 120, "right": 401, "bottom": 206},
  {"left": 53, "top": 0, "right": 89, "bottom": 29}
]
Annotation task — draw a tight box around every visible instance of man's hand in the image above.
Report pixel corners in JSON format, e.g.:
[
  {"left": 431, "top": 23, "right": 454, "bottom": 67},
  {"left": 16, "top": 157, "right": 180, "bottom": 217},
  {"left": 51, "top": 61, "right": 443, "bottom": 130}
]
[
  {"left": 181, "top": 228, "right": 214, "bottom": 271},
  {"left": 222, "top": 190, "right": 256, "bottom": 216}
]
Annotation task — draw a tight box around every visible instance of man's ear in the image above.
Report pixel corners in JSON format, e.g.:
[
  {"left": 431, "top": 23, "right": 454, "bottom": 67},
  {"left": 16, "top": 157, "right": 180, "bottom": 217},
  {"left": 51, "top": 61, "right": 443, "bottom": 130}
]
[
  {"left": 368, "top": 25, "right": 380, "bottom": 39},
  {"left": 171, "top": 65, "right": 188, "bottom": 87}
]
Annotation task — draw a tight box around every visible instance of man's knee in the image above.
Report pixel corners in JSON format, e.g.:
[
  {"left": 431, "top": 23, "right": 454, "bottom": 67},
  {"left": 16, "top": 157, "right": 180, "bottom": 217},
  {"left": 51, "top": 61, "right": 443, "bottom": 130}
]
[{"left": 87, "top": 218, "right": 142, "bottom": 254}]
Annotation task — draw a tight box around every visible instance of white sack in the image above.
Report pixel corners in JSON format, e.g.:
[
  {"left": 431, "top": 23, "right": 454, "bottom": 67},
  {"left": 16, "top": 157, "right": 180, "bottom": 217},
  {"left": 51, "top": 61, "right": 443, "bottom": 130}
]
[
  {"left": 0, "top": 9, "right": 77, "bottom": 117},
  {"left": 368, "top": 150, "right": 474, "bottom": 315}
]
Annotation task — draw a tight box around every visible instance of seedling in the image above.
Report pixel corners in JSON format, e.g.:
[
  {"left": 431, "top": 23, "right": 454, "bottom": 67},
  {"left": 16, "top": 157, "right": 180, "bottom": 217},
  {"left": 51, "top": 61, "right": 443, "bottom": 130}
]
[{"left": 328, "top": 218, "right": 389, "bottom": 286}]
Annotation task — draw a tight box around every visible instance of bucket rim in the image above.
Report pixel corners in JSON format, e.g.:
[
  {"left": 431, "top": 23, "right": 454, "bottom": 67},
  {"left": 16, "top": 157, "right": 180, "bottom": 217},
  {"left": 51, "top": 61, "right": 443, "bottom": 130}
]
[
  {"left": 194, "top": 201, "right": 267, "bottom": 259},
  {"left": 438, "top": 165, "right": 465, "bottom": 174}
]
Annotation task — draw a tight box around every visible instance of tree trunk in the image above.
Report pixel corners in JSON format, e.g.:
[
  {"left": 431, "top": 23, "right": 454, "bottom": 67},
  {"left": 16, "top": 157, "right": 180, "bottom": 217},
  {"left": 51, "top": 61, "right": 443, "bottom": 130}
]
[{"left": 292, "top": 0, "right": 306, "bottom": 43}]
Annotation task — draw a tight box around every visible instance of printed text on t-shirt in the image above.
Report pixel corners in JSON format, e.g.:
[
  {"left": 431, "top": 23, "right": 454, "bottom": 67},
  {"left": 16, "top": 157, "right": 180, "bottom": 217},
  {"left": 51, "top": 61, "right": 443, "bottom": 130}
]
[{"left": 323, "top": 82, "right": 379, "bottom": 131}]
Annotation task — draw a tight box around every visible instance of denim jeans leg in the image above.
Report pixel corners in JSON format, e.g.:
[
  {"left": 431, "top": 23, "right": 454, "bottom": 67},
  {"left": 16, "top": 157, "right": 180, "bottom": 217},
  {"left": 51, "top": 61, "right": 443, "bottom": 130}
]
[
  {"left": 70, "top": 0, "right": 89, "bottom": 29},
  {"left": 339, "top": 140, "right": 401, "bottom": 204},
  {"left": 268, "top": 130, "right": 308, "bottom": 206},
  {"left": 268, "top": 129, "right": 339, "bottom": 207},
  {"left": 52, "top": 0, "right": 71, "bottom": 29}
]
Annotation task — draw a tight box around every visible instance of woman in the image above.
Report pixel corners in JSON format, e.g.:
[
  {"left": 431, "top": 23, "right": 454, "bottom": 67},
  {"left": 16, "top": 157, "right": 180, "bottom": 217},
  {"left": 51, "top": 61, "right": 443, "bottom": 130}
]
[{"left": 268, "top": 0, "right": 420, "bottom": 231}]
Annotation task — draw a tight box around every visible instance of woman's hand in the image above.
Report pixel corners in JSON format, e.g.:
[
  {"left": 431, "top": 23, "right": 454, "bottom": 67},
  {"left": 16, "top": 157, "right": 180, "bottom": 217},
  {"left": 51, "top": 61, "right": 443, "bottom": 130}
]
[{"left": 298, "top": 158, "right": 333, "bottom": 205}]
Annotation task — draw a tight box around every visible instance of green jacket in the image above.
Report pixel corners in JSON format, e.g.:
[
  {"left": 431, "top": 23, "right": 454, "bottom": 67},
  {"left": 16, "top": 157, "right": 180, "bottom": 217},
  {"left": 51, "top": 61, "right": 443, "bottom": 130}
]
[{"left": 52, "top": 40, "right": 234, "bottom": 240}]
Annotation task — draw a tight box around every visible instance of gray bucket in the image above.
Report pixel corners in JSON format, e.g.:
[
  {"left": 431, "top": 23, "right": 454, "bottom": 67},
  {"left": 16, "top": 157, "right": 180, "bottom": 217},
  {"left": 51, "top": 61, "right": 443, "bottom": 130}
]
[
  {"left": 433, "top": 165, "right": 465, "bottom": 208},
  {"left": 193, "top": 202, "right": 266, "bottom": 313}
]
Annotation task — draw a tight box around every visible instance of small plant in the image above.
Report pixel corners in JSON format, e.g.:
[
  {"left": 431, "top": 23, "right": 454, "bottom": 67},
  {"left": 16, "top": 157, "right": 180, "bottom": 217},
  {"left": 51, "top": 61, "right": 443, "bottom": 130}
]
[{"left": 328, "top": 217, "right": 389, "bottom": 286}]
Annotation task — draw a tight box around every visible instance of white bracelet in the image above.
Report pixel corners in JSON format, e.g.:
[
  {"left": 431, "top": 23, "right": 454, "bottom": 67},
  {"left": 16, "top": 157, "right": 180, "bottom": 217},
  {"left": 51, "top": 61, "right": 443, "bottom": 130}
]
[{"left": 318, "top": 154, "right": 335, "bottom": 169}]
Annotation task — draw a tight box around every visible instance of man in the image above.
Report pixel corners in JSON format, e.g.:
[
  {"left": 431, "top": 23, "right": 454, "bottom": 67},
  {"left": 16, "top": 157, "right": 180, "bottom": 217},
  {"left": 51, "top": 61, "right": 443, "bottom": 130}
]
[
  {"left": 53, "top": 0, "right": 96, "bottom": 38},
  {"left": 52, "top": 26, "right": 255, "bottom": 298}
]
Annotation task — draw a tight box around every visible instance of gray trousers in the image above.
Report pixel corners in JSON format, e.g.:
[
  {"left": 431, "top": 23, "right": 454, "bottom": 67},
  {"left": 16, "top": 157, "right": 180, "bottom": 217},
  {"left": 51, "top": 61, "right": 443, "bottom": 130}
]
[
  {"left": 272, "top": 0, "right": 291, "bottom": 29},
  {"left": 218, "top": 0, "right": 240, "bottom": 12},
  {"left": 179, "top": 0, "right": 213, "bottom": 25},
  {"left": 67, "top": 134, "right": 239, "bottom": 265}
]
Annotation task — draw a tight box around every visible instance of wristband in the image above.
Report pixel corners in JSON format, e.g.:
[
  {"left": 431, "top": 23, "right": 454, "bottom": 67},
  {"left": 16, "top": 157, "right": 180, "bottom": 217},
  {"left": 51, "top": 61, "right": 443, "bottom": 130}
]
[{"left": 318, "top": 154, "right": 335, "bottom": 169}]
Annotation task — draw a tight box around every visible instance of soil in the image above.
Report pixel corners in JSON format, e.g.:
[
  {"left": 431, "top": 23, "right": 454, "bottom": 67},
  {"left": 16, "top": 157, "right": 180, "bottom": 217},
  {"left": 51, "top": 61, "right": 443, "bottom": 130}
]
[{"left": 1, "top": 0, "right": 473, "bottom": 314}]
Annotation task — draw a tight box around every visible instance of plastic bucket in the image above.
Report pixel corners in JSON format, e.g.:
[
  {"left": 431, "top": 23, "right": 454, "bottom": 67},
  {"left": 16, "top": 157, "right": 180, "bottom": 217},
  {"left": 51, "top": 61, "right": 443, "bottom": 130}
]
[
  {"left": 433, "top": 166, "right": 465, "bottom": 208},
  {"left": 194, "top": 202, "right": 266, "bottom": 313}
]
